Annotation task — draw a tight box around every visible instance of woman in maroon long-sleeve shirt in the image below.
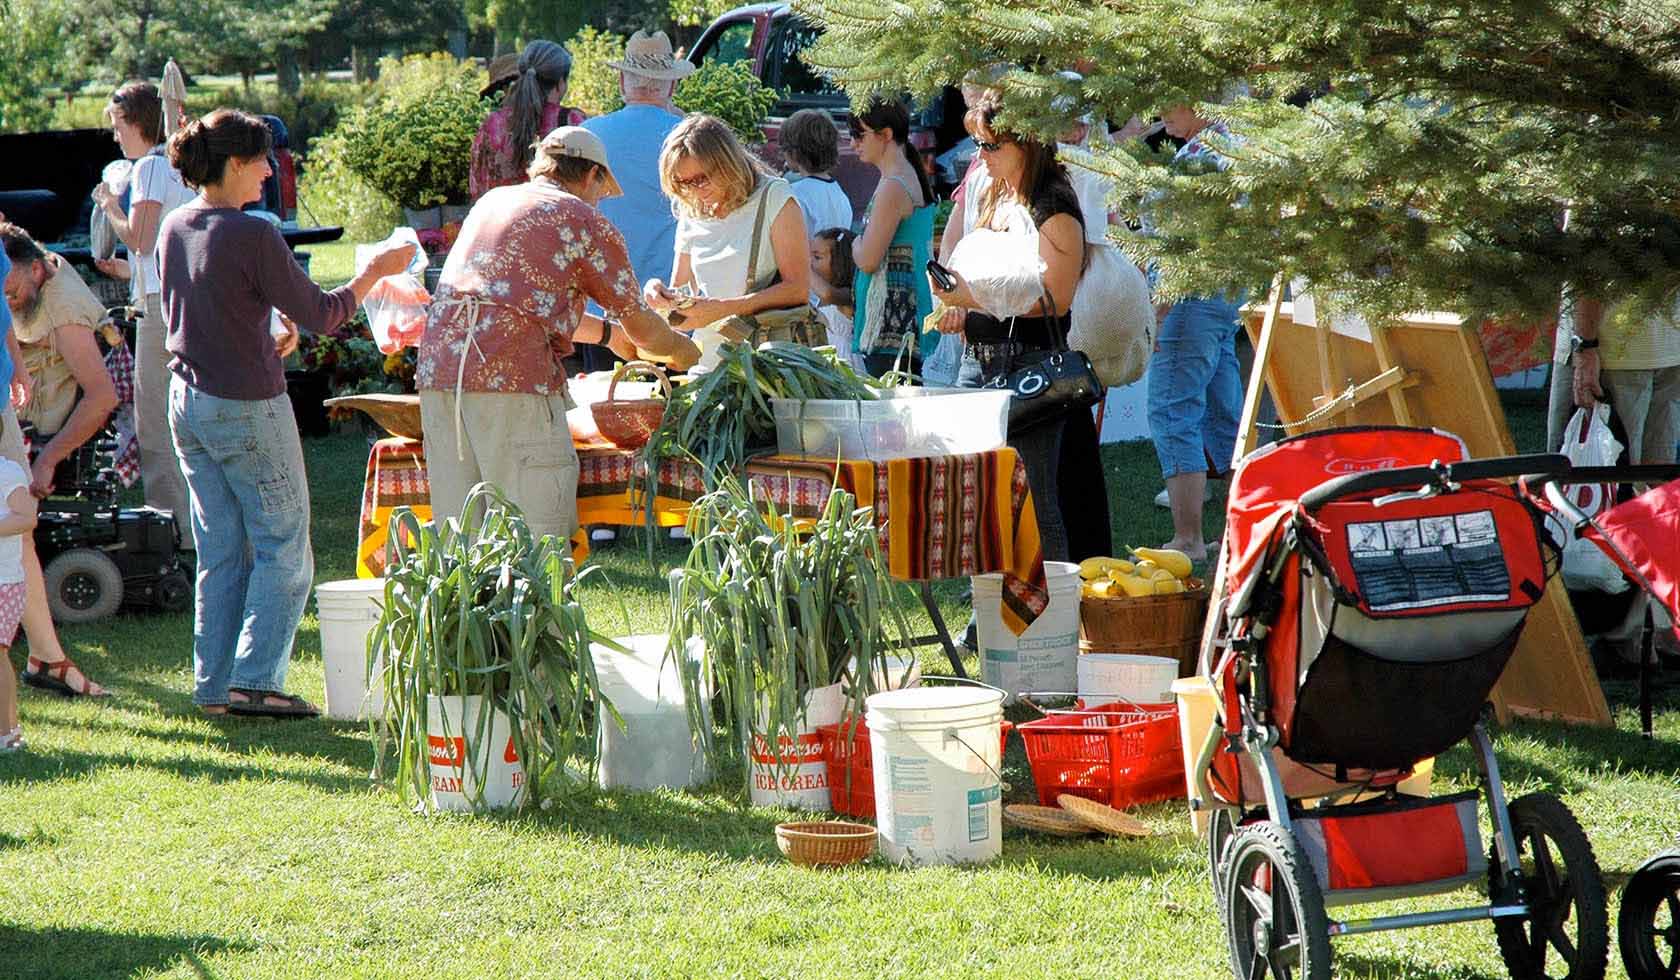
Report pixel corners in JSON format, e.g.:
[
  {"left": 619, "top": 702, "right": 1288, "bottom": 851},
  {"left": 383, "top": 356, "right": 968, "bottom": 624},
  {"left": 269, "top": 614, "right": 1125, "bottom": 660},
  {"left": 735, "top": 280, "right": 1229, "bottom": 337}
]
[{"left": 158, "top": 109, "right": 412, "bottom": 718}]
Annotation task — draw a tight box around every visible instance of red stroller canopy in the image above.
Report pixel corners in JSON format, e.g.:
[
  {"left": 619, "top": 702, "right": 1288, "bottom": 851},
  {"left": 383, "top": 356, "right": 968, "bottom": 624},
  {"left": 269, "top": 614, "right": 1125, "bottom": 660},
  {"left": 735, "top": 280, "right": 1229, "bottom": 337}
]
[{"left": 1583, "top": 478, "right": 1680, "bottom": 640}]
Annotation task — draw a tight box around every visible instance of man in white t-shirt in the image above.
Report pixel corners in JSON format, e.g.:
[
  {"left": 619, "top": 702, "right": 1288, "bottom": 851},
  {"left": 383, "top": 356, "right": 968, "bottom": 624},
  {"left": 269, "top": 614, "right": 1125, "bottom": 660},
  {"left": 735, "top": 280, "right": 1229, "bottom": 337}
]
[{"left": 91, "top": 81, "right": 198, "bottom": 553}]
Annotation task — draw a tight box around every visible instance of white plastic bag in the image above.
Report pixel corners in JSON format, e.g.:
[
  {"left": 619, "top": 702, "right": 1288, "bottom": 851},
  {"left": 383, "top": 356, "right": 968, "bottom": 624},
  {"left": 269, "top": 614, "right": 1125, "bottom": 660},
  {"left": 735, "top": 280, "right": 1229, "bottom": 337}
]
[
  {"left": 1553, "top": 405, "right": 1630, "bottom": 594},
  {"left": 1069, "top": 243, "right": 1153, "bottom": 388},
  {"left": 355, "top": 227, "right": 431, "bottom": 354},
  {"left": 948, "top": 228, "right": 1044, "bottom": 319}
]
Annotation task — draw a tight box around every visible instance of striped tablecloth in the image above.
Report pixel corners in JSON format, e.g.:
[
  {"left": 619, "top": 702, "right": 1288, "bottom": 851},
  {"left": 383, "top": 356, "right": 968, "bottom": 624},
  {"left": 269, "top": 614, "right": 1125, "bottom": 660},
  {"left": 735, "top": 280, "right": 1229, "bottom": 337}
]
[{"left": 355, "top": 439, "right": 1049, "bottom": 633}]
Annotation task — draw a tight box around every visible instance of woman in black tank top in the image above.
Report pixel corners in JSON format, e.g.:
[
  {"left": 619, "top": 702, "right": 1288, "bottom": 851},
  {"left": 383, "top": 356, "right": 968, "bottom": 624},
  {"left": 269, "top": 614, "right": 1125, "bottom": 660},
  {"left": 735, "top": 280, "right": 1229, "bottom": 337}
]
[{"left": 928, "top": 93, "right": 1111, "bottom": 566}]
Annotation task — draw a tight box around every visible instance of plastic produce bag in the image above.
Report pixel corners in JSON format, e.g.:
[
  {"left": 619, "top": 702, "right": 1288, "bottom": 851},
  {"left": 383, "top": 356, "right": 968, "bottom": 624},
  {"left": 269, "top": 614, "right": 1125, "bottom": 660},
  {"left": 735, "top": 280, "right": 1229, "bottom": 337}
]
[
  {"left": 355, "top": 228, "right": 431, "bottom": 354},
  {"left": 1552, "top": 405, "right": 1630, "bottom": 594},
  {"left": 1069, "top": 243, "right": 1153, "bottom": 388},
  {"left": 949, "top": 228, "right": 1044, "bottom": 319}
]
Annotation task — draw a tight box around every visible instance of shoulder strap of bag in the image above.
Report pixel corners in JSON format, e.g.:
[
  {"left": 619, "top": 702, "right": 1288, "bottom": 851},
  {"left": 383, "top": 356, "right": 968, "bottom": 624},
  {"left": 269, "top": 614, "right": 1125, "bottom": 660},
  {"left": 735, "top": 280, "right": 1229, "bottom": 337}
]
[{"left": 743, "top": 182, "right": 773, "bottom": 294}]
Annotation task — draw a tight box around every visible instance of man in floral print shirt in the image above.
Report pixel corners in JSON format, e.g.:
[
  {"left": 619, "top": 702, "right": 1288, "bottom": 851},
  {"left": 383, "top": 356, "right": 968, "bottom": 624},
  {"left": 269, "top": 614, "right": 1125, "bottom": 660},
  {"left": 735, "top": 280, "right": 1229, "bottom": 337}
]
[{"left": 419, "top": 127, "right": 698, "bottom": 542}]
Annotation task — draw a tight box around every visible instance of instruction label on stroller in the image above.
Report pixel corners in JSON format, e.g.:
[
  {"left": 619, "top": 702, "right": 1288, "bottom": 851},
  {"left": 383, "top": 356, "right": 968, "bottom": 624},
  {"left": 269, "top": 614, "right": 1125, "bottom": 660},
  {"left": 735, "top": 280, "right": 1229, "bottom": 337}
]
[{"left": 1345, "top": 511, "right": 1511, "bottom": 611}]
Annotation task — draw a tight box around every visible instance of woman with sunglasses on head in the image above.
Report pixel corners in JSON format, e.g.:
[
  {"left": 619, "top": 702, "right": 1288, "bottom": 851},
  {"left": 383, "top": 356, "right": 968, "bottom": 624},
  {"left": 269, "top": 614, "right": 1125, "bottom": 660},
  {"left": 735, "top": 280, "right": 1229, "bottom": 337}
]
[
  {"left": 644, "top": 114, "right": 818, "bottom": 371},
  {"left": 927, "top": 92, "right": 1111, "bottom": 565},
  {"left": 848, "top": 98, "right": 938, "bottom": 378}
]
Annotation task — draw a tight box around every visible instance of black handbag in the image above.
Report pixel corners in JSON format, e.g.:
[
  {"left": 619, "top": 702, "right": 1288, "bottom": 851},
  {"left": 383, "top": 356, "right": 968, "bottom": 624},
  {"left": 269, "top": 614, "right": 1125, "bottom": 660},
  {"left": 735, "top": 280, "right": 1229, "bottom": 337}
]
[{"left": 984, "top": 281, "right": 1103, "bottom": 432}]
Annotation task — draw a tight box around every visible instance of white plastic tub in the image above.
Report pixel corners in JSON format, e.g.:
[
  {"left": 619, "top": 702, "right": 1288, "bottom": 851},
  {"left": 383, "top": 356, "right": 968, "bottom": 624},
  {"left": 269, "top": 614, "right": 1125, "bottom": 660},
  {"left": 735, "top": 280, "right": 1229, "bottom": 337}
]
[
  {"left": 315, "top": 578, "right": 387, "bottom": 721},
  {"left": 592, "top": 634, "right": 709, "bottom": 792},
  {"left": 771, "top": 388, "right": 1011, "bottom": 460},
  {"left": 868, "top": 685, "right": 1006, "bottom": 866},
  {"left": 1078, "top": 653, "right": 1179, "bottom": 705}
]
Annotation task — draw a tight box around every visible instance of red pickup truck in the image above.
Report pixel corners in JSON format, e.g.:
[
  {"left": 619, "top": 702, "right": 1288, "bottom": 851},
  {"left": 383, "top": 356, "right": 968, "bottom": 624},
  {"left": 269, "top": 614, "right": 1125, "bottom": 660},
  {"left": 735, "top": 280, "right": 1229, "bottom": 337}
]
[{"left": 689, "top": 3, "right": 962, "bottom": 215}]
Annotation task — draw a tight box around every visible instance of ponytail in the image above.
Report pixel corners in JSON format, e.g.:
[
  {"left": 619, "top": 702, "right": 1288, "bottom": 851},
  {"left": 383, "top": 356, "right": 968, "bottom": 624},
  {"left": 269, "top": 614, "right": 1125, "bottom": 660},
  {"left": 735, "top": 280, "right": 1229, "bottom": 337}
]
[
  {"left": 853, "top": 97, "right": 932, "bottom": 205},
  {"left": 167, "top": 108, "right": 272, "bottom": 189},
  {"left": 508, "top": 40, "right": 573, "bottom": 173}
]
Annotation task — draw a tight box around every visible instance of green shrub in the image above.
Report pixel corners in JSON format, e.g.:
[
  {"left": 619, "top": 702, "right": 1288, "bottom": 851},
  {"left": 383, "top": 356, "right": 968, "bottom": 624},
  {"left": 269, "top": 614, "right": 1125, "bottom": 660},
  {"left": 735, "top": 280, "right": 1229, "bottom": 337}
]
[
  {"left": 52, "top": 80, "right": 366, "bottom": 155},
  {"left": 565, "top": 27, "right": 625, "bottom": 117},
  {"left": 674, "top": 62, "right": 778, "bottom": 145},
  {"left": 296, "top": 125, "right": 403, "bottom": 240},
  {"left": 327, "top": 54, "right": 488, "bottom": 210}
]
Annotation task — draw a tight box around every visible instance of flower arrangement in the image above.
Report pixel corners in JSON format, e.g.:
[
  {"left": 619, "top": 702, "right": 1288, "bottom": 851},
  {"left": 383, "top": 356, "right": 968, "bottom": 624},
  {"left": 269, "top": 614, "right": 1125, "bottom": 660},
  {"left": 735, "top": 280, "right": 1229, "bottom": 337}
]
[
  {"left": 293, "top": 312, "right": 419, "bottom": 424},
  {"left": 415, "top": 221, "right": 462, "bottom": 258}
]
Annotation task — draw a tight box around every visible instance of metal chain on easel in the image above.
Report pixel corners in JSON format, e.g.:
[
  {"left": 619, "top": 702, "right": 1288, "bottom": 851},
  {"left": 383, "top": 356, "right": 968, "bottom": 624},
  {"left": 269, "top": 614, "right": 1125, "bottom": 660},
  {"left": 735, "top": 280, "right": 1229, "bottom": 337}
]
[{"left": 1253, "top": 383, "right": 1361, "bottom": 432}]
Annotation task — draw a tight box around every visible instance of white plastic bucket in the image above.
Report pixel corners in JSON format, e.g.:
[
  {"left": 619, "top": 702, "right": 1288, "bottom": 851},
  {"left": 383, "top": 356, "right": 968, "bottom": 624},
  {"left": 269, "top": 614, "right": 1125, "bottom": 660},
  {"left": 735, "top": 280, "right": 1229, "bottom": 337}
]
[
  {"left": 315, "top": 578, "right": 387, "bottom": 721},
  {"left": 974, "top": 561, "right": 1081, "bottom": 702},
  {"left": 749, "top": 682, "right": 844, "bottom": 810},
  {"left": 867, "top": 685, "right": 1005, "bottom": 866},
  {"left": 426, "top": 694, "right": 525, "bottom": 812},
  {"left": 592, "top": 634, "right": 709, "bottom": 791},
  {"left": 1079, "top": 653, "right": 1179, "bottom": 705}
]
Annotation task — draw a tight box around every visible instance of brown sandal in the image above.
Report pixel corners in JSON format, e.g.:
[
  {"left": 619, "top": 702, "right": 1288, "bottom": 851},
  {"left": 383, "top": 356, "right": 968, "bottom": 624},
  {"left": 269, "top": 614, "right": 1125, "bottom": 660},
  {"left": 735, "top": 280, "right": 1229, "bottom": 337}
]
[{"left": 22, "top": 656, "right": 110, "bottom": 698}]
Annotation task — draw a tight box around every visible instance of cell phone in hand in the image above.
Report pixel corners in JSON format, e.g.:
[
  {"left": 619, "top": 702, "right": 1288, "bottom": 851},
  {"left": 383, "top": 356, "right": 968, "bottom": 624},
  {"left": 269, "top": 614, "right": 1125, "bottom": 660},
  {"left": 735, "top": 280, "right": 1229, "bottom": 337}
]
[{"left": 926, "top": 259, "right": 957, "bottom": 292}]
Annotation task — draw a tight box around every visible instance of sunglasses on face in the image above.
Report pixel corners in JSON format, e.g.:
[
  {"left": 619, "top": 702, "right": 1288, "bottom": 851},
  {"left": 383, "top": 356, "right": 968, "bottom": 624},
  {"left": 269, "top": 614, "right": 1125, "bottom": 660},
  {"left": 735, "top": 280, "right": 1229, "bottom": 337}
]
[
  {"left": 673, "top": 170, "right": 712, "bottom": 190},
  {"left": 975, "top": 137, "right": 1013, "bottom": 153},
  {"left": 848, "top": 121, "right": 875, "bottom": 139}
]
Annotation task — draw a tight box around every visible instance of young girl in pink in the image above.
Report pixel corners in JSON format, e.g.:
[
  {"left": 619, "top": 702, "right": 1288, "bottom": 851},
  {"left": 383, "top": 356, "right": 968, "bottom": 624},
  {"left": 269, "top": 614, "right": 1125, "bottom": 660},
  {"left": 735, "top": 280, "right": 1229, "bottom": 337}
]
[{"left": 0, "top": 456, "right": 38, "bottom": 751}]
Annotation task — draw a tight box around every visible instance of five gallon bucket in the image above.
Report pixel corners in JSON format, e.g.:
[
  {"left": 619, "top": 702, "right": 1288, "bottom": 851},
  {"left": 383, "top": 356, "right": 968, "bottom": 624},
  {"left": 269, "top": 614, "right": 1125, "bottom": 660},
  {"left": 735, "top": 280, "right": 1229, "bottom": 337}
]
[
  {"left": 750, "top": 682, "right": 844, "bottom": 810},
  {"left": 592, "top": 634, "right": 709, "bottom": 792},
  {"left": 974, "top": 561, "right": 1081, "bottom": 702},
  {"left": 315, "top": 578, "right": 387, "bottom": 721},
  {"left": 426, "top": 694, "right": 525, "bottom": 812},
  {"left": 867, "top": 685, "right": 1005, "bottom": 866},
  {"left": 1079, "top": 653, "right": 1178, "bottom": 705}
]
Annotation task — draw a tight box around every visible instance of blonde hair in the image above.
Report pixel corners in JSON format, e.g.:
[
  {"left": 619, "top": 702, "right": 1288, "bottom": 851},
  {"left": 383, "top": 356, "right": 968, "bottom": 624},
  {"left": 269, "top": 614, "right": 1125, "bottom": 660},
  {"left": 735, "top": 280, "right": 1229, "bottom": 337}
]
[{"left": 658, "top": 114, "right": 770, "bottom": 219}]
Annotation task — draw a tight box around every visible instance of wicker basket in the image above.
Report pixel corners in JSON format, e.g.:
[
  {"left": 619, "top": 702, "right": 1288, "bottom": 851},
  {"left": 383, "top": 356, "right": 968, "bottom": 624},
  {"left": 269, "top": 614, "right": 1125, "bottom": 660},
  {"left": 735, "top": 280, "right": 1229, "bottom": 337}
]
[
  {"left": 1079, "top": 581, "right": 1210, "bottom": 675},
  {"left": 589, "top": 360, "right": 671, "bottom": 450},
  {"left": 774, "top": 820, "right": 877, "bottom": 867}
]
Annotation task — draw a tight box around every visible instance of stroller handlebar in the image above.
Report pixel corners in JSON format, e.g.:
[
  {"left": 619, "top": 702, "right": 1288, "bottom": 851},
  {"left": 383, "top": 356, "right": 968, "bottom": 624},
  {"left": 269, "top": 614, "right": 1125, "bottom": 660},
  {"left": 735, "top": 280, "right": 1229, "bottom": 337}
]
[{"left": 1299, "top": 454, "right": 1571, "bottom": 515}]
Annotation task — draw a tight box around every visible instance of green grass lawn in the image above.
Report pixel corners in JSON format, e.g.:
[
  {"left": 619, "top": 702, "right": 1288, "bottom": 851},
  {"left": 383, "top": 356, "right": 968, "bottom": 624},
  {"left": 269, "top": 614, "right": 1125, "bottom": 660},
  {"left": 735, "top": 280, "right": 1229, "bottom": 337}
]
[{"left": 1, "top": 392, "right": 1675, "bottom": 979}]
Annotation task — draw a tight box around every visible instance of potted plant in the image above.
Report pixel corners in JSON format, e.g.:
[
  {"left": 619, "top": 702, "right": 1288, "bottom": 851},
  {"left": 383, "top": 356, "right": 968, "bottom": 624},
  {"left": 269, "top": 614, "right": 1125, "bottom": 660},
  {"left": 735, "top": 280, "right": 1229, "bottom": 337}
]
[
  {"left": 369, "top": 485, "right": 615, "bottom": 812},
  {"left": 332, "top": 54, "right": 487, "bottom": 227},
  {"left": 667, "top": 473, "right": 916, "bottom": 808}
]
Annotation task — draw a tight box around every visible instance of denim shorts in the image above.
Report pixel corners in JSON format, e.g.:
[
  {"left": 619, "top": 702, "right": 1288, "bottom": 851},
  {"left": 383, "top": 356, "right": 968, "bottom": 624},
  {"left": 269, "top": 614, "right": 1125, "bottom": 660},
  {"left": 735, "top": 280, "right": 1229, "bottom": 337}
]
[{"left": 1147, "top": 296, "right": 1244, "bottom": 479}]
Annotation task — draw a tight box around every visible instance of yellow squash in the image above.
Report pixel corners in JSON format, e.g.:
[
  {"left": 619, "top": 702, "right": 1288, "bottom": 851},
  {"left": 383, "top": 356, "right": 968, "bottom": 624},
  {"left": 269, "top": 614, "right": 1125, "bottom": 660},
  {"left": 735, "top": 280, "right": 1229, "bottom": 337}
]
[{"left": 1130, "top": 547, "right": 1193, "bottom": 580}]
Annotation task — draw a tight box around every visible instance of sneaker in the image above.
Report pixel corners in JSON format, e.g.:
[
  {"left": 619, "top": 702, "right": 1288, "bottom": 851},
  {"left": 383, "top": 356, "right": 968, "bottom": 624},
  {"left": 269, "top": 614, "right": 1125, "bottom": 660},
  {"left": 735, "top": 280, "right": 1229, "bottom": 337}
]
[
  {"left": 669, "top": 526, "right": 690, "bottom": 541},
  {"left": 0, "top": 726, "right": 23, "bottom": 752},
  {"left": 1154, "top": 483, "right": 1218, "bottom": 509},
  {"left": 590, "top": 527, "right": 618, "bottom": 544}
]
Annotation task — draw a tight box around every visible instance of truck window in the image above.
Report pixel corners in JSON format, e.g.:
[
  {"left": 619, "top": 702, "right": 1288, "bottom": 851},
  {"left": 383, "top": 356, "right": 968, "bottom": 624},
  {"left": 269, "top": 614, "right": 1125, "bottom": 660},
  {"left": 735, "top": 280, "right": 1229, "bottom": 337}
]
[
  {"left": 765, "top": 18, "right": 837, "bottom": 96},
  {"left": 693, "top": 18, "right": 757, "bottom": 68}
]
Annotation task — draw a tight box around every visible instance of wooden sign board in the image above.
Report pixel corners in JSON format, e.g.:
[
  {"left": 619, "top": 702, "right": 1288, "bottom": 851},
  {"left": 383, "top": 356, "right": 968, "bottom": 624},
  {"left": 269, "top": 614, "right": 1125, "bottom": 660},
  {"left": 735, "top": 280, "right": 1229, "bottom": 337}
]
[{"left": 1223, "top": 297, "right": 1610, "bottom": 727}]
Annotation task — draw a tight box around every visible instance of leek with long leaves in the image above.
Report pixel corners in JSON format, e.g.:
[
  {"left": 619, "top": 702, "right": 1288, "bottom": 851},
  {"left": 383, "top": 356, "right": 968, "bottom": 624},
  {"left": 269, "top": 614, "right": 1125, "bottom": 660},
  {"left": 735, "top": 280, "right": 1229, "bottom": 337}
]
[
  {"left": 368, "top": 483, "right": 619, "bottom": 811},
  {"left": 666, "top": 470, "right": 917, "bottom": 795}
]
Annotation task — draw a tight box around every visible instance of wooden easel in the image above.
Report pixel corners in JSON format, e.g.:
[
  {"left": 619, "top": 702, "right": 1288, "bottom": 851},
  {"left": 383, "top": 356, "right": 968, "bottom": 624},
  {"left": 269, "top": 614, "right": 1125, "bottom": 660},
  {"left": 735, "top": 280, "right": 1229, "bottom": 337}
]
[{"left": 1198, "top": 282, "right": 1610, "bottom": 727}]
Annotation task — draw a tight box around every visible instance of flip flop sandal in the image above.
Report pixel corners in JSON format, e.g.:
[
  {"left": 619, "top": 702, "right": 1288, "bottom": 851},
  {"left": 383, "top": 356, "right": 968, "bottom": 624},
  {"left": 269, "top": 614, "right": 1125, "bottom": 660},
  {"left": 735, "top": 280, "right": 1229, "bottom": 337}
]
[
  {"left": 226, "top": 688, "right": 319, "bottom": 719},
  {"left": 22, "top": 656, "right": 110, "bottom": 698}
]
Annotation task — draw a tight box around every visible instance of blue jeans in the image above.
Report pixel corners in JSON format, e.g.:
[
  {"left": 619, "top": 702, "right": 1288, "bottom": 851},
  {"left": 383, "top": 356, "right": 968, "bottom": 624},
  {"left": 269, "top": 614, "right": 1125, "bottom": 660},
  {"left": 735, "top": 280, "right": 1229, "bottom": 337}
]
[
  {"left": 168, "top": 378, "right": 314, "bottom": 706},
  {"left": 1147, "top": 296, "right": 1244, "bottom": 478}
]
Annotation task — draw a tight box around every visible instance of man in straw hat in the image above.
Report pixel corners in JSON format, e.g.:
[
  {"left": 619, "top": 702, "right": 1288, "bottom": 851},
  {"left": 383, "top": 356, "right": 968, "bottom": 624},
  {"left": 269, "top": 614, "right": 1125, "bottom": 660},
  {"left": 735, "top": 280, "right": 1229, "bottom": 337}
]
[
  {"left": 417, "top": 127, "right": 699, "bottom": 546},
  {"left": 581, "top": 31, "right": 695, "bottom": 302}
]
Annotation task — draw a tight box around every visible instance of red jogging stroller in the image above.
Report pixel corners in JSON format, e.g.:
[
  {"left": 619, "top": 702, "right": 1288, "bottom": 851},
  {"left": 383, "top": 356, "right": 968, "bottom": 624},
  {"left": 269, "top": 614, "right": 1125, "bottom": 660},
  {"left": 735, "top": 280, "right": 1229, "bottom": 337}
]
[
  {"left": 1190, "top": 425, "right": 1619, "bottom": 980},
  {"left": 1538, "top": 467, "right": 1680, "bottom": 979}
]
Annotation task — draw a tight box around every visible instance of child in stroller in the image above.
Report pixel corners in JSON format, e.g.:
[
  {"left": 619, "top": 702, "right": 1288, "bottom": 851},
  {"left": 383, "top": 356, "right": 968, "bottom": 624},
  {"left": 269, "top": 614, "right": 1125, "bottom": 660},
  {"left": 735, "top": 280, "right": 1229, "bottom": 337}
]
[{"left": 1189, "top": 424, "right": 1668, "bottom": 980}]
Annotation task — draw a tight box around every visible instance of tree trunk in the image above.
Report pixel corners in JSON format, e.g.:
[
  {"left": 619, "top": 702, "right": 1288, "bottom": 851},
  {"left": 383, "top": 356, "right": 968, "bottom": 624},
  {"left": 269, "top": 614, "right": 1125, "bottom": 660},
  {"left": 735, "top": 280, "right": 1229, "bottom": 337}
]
[
  {"left": 492, "top": 31, "right": 510, "bottom": 58},
  {"left": 277, "top": 49, "right": 301, "bottom": 94},
  {"left": 351, "top": 46, "right": 375, "bottom": 83},
  {"left": 446, "top": 29, "right": 467, "bottom": 60},
  {"left": 241, "top": 69, "right": 254, "bottom": 93}
]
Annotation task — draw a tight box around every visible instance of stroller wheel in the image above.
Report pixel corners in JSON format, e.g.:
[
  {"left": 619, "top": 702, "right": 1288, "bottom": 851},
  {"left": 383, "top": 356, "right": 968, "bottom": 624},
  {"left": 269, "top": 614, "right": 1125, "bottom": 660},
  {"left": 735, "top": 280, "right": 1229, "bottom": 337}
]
[
  {"left": 1618, "top": 849, "right": 1680, "bottom": 979},
  {"left": 1220, "top": 821, "right": 1331, "bottom": 980},
  {"left": 1493, "top": 793, "right": 1609, "bottom": 980}
]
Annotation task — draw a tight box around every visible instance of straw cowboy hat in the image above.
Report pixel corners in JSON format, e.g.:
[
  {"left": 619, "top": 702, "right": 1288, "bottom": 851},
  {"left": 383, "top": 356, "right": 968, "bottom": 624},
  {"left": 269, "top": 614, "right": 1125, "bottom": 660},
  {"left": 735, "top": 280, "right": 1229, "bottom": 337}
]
[
  {"left": 608, "top": 31, "right": 695, "bottom": 81},
  {"left": 481, "top": 53, "right": 521, "bottom": 99}
]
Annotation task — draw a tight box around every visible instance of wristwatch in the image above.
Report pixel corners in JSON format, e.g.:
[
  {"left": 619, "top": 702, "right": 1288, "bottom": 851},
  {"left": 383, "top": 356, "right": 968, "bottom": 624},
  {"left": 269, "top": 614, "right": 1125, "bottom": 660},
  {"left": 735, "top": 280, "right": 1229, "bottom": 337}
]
[{"left": 1570, "top": 333, "right": 1600, "bottom": 354}]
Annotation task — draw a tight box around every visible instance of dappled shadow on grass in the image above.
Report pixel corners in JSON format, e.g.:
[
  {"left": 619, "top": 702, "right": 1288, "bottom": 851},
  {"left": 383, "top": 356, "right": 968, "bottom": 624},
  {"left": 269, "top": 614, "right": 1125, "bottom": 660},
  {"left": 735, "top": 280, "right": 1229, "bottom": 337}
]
[
  {"left": 1333, "top": 949, "right": 1502, "bottom": 980},
  {"left": 0, "top": 828, "right": 57, "bottom": 852},
  {"left": 0, "top": 921, "right": 245, "bottom": 980},
  {"left": 0, "top": 743, "right": 368, "bottom": 795},
  {"left": 527, "top": 779, "right": 790, "bottom": 862}
]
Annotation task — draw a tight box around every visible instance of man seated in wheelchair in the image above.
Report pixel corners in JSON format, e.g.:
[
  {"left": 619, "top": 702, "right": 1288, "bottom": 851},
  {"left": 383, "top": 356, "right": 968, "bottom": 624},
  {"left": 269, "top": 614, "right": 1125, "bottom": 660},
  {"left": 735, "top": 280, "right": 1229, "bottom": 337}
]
[{"left": 0, "top": 222, "right": 120, "bottom": 494}]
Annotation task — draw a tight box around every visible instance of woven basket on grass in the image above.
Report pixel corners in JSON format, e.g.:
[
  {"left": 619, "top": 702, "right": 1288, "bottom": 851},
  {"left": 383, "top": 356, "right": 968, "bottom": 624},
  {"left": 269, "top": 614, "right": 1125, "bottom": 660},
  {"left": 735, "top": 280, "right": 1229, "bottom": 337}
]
[
  {"left": 589, "top": 360, "right": 671, "bottom": 450},
  {"left": 1079, "top": 581, "right": 1209, "bottom": 670},
  {"left": 775, "top": 821, "right": 877, "bottom": 867}
]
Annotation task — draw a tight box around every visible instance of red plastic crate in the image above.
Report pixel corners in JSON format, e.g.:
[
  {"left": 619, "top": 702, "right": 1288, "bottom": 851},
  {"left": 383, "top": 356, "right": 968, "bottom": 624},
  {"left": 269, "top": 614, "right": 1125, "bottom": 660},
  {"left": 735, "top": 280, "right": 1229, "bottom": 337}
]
[
  {"left": 1018, "top": 701, "right": 1184, "bottom": 808},
  {"left": 817, "top": 716, "right": 1014, "bottom": 820}
]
